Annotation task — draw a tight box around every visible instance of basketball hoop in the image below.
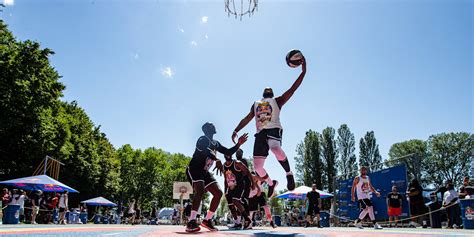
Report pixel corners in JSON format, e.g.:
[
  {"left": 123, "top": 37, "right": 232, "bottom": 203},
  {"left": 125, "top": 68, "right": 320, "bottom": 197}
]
[
  {"left": 225, "top": 0, "right": 258, "bottom": 20},
  {"left": 173, "top": 182, "right": 193, "bottom": 225},
  {"left": 173, "top": 182, "right": 192, "bottom": 200}
]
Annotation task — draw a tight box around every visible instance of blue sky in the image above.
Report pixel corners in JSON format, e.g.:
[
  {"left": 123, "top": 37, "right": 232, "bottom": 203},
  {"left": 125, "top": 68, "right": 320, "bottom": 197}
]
[{"left": 1, "top": 0, "right": 472, "bottom": 191}]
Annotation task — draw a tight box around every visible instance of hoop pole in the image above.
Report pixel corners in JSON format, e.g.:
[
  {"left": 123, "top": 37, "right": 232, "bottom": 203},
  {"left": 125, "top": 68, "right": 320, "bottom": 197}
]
[
  {"left": 180, "top": 193, "right": 184, "bottom": 225},
  {"left": 44, "top": 156, "right": 48, "bottom": 175}
]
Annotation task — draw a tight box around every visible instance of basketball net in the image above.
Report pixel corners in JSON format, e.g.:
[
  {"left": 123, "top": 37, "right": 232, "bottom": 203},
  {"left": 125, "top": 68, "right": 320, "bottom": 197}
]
[{"left": 225, "top": 0, "right": 258, "bottom": 20}]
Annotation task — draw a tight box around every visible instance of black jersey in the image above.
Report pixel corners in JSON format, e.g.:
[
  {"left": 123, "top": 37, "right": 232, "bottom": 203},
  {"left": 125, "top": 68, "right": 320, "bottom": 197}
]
[
  {"left": 189, "top": 135, "right": 239, "bottom": 171},
  {"left": 224, "top": 160, "right": 245, "bottom": 189}
]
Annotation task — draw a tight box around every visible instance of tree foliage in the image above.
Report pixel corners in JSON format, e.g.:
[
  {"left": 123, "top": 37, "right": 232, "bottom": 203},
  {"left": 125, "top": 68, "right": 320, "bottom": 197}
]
[
  {"left": 387, "top": 139, "right": 427, "bottom": 184},
  {"left": 336, "top": 124, "right": 358, "bottom": 180},
  {"left": 294, "top": 130, "right": 324, "bottom": 188},
  {"left": 359, "top": 131, "right": 383, "bottom": 172},
  {"left": 424, "top": 132, "right": 473, "bottom": 187},
  {"left": 0, "top": 20, "right": 191, "bottom": 209},
  {"left": 321, "top": 127, "right": 337, "bottom": 192}
]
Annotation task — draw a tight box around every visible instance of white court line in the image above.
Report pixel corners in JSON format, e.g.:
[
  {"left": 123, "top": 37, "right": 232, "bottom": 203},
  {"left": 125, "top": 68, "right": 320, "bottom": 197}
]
[{"left": 100, "top": 233, "right": 123, "bottom": 236}]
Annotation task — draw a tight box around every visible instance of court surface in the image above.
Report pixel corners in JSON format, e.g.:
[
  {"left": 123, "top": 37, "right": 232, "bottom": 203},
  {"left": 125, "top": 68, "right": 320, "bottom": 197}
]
[{"left": 1, "top": 225, "right": 474, "bottom": 237}]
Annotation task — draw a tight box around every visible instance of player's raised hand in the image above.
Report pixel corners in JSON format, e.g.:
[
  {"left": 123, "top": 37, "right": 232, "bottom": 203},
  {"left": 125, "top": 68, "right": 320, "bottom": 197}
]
[
  {"left": 237, "top": 133, "right": 249, "bottom": 145},
  {"left": 301, "top": 56, "right": 306, "bottom": 73}
]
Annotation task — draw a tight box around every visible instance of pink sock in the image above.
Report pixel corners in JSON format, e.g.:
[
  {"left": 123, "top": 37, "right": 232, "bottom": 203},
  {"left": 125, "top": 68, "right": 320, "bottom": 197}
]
[
  {"left": 205, "top": 211, "right": 214, "bottom": 220},
  {"left": 190, "top": 210, "right": 198, "bottom": 220}
]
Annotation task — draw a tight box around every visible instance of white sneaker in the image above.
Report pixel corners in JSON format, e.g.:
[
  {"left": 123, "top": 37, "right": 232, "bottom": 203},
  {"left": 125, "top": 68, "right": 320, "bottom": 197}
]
[
  {"left": 355, "top": 222, "right": 363, "bottom": 229},
  {"left": 374, "top": 223, "right": 383, "bottom": 229},
  {"left": 409, "top": 221, "right": 419, "bottom": 228}
]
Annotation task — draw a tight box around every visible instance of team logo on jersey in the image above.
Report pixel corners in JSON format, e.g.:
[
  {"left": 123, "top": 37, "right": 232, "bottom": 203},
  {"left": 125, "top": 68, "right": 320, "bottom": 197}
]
[
  {"left": 225, "top": 170, "right": 237, "bottom": 189},
  {"left": 361, "top": 181, "right": 370, "bottom": 194},
  {"left": 256, "top": 101, "right": 273, "bottom": 127}
]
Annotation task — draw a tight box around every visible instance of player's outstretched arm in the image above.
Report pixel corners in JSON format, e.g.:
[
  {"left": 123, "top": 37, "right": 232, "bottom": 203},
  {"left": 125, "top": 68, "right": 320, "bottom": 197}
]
[
  {"left": 217, "top": 134, "right": 249, "bottom": 157},
  {"left": 276, "top": 57, "right": 307, "bottom": 108},
  {"left": 232, "top": 105, "right": 255, "bottom": 143}
]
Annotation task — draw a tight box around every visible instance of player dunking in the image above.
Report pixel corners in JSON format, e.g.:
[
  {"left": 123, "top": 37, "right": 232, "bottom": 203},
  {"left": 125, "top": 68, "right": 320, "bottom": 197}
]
[
  {"left": 232, "top": 57, "right": 307, "bottom": 195},
  {"left": 185, "top": 122, "right": 248, "bottom": 232}
]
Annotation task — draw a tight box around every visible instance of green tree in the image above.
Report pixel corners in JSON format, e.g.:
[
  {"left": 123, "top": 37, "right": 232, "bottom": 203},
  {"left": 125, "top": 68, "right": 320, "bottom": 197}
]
[
  {"left": 359, "top": 131, "right": 383, "bottom": 172},
  {"left": 0, "top": 20, "right": 65, "bottom": 179},
  {"left": 321, "top": 127, "right": 338, "bottom": 192},
  {"left": 424, "top": 132, "right": 473, "bottom": 187},
  {"left": 387, "top": 139, "right": 427, "bottom": 183},
  {"left": 336, "top": 124, "right": 358, "bottom": 180},
  {"left": 295, "top": 130, "right": 324, "bottom": 188}
]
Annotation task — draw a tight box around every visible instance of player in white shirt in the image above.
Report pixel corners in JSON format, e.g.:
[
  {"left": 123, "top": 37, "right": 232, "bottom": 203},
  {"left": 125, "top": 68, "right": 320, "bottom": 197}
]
[
  {"left": 351, "top": 166, "right": 383, "bottom": 229},
  {"left": 232, "top": 58, "right": 307, "bottom": 196}
]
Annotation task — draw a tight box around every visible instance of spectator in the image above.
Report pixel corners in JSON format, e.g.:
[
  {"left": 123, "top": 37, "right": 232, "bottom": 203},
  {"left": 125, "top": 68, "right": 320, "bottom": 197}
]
[
  {"left": 283, "top": 208, "right": 291, "bottom": 226},
  {"left": 433, "top": 180, "right": 452, "bottom": 202},
  {"left": 2, "top": 188, "right": 10, "bottom": 208},
  {"left": 459, "top": 176, "right": 473, "bottom": 199},
  {"left": 386, "top": 186, "right": 403, "bottom": 227},
  {"left": 31, "top": 190, "right": 42, "bottom": 224},
  {"left": 407, "top": 179, "right": 427, "bottom": 228},
  {"left": 9, "top": 189, "right": 19, "bottom": 205},
  {"left": 443, "top": 183, "right": 462, "bottom": 228},
  {"left": 128, "top": 199, "right": 136, "bottom": 225},
  {"left": 330, "top": 199, "right": 337, "bottom": 227},
  {"left": 18, "top": 190, "right": 27, "bottom": 223},
  {"left": 135, "top": 204, "right": 141, "bottom": 225},
  {"left": 58, "top": 190, "right": 68, "bottom": 225},
  {"left": 40, "top": 193, "right": 52, "bottom": 224},
  {"left": 291, "top": 207, "right": 299, "bottom": 226},
  {"left": 151, "top": 206, "right": 157, "bottom": 221},
  {"left": 51, "top": 193, "right": 59, "bottom": 210},
  {"left": 172, "top": 207, "right": 178, "bottom": 225}
]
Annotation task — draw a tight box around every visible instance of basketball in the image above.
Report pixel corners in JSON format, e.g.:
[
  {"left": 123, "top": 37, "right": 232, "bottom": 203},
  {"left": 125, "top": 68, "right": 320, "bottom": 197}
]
[{"left": 286, "top": 49, "right": 304, "bottom": 68}]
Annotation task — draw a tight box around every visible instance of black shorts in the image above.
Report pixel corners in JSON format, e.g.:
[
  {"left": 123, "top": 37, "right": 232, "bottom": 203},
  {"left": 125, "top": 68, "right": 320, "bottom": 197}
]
[
  {"left": 228, "top": 185, "right": 246, "bottom": 202},
  {"left": 359, "top": 199, "right": 373, "bottom": 209},
  {"left": 253, "top": 128, "right": 283, "bottom": 157},
  {"left": 59, "top": 207, "right": 66, "bottom": 212},
  {"left": 249, "top": 193, "right": 267, "bottom": 211},
  {"left": 307, "top": 204, "right": 320, "bottom": 216},
  {"left": 186, "top": 167, "right": 217, "bottom": 188},
  {"left": 410, "top": 203, "right": 427, "bottom": 216}
]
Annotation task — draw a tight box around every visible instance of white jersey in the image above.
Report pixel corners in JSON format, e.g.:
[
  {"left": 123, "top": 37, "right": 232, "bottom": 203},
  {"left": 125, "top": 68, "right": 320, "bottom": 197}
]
[
  {"left": 254, "top": 98, "right": 282, "bottom": 133},
  {"left": 356, "top": 175, "right": 371, "bottom": 200},
  {"left": 59, "top": 194, "right": 68, "bottom": 208}
]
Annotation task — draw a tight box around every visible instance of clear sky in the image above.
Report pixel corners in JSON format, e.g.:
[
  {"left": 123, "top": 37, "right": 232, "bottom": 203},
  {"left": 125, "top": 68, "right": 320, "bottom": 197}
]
[{"left": 2, "top": 0, "right": 472, "bottom": 192}]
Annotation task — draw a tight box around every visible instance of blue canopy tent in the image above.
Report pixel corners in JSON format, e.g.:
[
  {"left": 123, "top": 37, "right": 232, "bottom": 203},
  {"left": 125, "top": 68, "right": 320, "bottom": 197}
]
[
  {"left": 276, "top": 186, "right": 333, "bottom": 200},
  {"left": 81, "top": 197, "right": 117, "bottom": 207},
  {"left": 0, "top": 175, "right": 78, "bottom": 193}
]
